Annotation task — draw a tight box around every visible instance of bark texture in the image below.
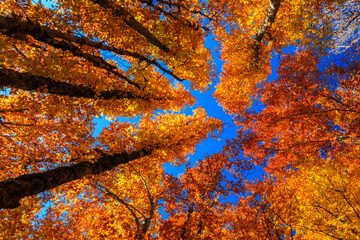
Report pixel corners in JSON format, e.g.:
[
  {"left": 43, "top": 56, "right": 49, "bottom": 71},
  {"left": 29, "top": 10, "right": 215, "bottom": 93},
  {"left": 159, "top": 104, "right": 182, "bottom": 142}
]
[
  {"left": 0, "top": 15, "right": 182, "bottom": 82},
  {"left": 0, "top": 150, "right": 150, "bottom": 209},
  {"left": 254, "top": 0, "right": 281, "bottom": 61},
  {"left": 0, "top": 68, "right": 145, "bottom": 100},
  {"left": 255, "top": 0, "right": 281, "bottom": 43},
  {"left": 0, "top": 15, "right": 139, "bottom": 87}
]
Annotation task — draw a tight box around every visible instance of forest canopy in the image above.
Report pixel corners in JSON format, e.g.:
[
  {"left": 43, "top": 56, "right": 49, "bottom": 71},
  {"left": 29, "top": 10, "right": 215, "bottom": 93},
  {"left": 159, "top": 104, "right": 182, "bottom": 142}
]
[{"left": 1, "top": 0, "right": 360, "bottom": 239}]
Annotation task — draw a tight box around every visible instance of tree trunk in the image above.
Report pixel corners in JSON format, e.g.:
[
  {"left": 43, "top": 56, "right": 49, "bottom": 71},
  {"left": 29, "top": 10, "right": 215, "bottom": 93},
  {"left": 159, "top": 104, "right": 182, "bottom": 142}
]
[
  {"left": 0, "top": 149, "right": 150, "bottom": 209},
  {"left": 0, "top": 68, "right": 143, "bottom": 100}
]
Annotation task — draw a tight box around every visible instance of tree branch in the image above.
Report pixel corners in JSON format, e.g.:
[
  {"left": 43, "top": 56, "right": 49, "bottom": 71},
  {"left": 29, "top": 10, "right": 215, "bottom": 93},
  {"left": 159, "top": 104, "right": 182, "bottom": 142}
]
[
  {"left": 128, "top": 163, "right": 154, "bottom": 206},
  {"left": 180, "top": 203, "right": 194, "bottom": 239},
  {"left": 139, "top": 0, "right": 210, "bottom": 31},
  {"left": 89, "top": 0, "right": 169, "bottom": 53},
  {"left": 1, "top": 14, "right": 185, "bottom": 81},
  {"left": 127, "top": 163, "right": 158, "bottom": 235}
]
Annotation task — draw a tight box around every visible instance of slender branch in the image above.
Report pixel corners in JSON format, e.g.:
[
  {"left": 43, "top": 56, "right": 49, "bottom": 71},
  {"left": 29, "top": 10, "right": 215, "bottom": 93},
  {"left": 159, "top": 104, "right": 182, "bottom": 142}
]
[
  {"left": 326, "top": 177, "right": 360, "bottom": 220},
  {"left": 95, "top": 182, "right": 157, "bottom": 239},
  {"left": 97, "top": 185, "right": 143, "bottom": 238},
  {"left": 127, "top": 163, "right": 154, "bottom": 205},
  {"left": 127, "top": 163, "right": 158, "bottom": 235},
  {"left": 97, "top": 184, "right": 145, "bottom": 219},
  {"left": 142, "top": 198, "right": 158, "bottom": 235},
  {"left": 312, "top": 203, "right": 337, "bottom": 217},
  {"left": 342, "top": 11, "right": 360, "bottom": 31},
  {"left": 139, "top": 0, "right": 210, "bottom": 31},
  {"left": 153, "top": 0, "right": 214, "bottom": 20}
]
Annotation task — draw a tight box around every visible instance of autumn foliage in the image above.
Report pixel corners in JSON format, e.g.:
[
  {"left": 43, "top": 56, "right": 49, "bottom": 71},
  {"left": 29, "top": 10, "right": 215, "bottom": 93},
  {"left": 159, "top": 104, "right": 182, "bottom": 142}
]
[{"left": 1, "top": 0, "right": 360, "bottom": 239}]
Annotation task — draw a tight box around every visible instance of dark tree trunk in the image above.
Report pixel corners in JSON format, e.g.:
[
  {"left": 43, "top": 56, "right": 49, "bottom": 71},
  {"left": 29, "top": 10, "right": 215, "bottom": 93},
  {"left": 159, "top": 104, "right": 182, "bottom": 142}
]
[
  {"left": 0, "top": 149, "right": 150, "bottom": 209},
  {"left": 0, "top": 15, "right": 180, "bottom": 81},
  {"left": 0, "top": 15, "right": 140, "bottom": 87},
  {"left": 0, "top": 68, "right": 145, "bottom": 100}
]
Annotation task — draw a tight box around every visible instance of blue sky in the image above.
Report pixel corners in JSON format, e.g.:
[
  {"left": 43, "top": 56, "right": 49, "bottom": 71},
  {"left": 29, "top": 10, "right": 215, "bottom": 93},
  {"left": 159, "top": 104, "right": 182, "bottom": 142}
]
[
  {"left": 37, "top": 0, "right": 269, "bottom": 183},
  {"left": 92, "top": 36, "right": 238, "bottom": 176},
  {"left": 91, "top": 34, "right": 277, "bottom": 183}
]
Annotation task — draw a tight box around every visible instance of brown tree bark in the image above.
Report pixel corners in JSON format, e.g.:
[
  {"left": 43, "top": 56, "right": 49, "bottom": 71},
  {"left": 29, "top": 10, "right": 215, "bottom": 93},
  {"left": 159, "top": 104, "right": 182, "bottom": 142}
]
[
  {"left": 0, "top": 15, "right": 182, "bottom": 82},
  {"left": 0, "top": 68, "right": 146, "bottom": 100},
  {"left": 0, "top": 149, "right": 150, "bottom": 209},
  {"left": 0, "top": 15, "right": 140, "bottom": 88}
]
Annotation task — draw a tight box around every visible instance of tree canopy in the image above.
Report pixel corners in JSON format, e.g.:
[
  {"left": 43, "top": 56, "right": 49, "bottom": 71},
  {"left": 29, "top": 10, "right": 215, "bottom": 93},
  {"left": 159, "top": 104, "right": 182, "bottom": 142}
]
[{"left": 1, "top": 0, "right": 360, "bottom": 238}]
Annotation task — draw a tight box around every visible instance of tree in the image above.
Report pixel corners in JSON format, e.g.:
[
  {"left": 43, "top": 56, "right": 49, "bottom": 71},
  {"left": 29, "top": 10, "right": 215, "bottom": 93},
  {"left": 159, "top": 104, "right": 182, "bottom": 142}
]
[
  {"left": 0, "top": 0, "right": 223, "bottom": 208},
  {"left": 226, "top": 179, "right": 299, "bottom": 240},
  {"left": 2, "top": 0, "right": 359, "bottom": 238},
  {"left": 324, "top": 0, "right": 360, "bottom": 53},
  {"left": 235, "top": 45, "right": 360, "bottom": 175},
  {"left": 159, "top": 153, "right": 245, "bottom": 239},
  {"left": 280, "top": 159, "right": 360, "bottom": 239},
  {"left": 230, "top": 41, "right": 360, "bottom": 239},
  {"left": 212, "top": 0, "right": 337, "bottom": 115},
  {"left": 0, "top": 0, "right": 226, "bottom": 237}
]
